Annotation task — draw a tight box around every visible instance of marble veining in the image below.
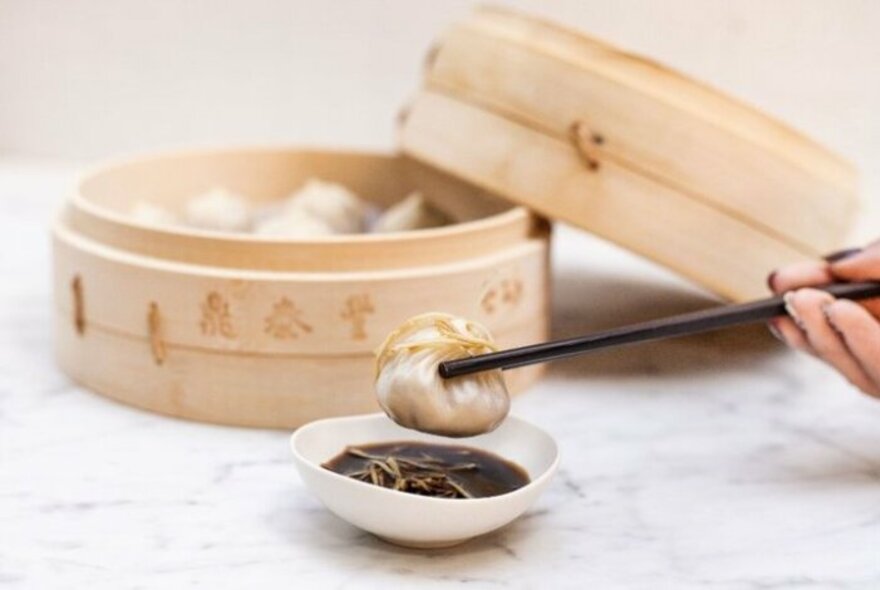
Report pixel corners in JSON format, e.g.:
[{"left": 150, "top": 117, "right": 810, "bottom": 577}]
[{"left": 1, "top": 160, "right": 880, "bottom": 589}]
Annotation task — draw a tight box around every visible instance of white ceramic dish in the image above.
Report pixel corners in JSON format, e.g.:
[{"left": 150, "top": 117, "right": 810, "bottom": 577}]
[{"left": 290, "top": 413, "right": 559, "bottom": 548}]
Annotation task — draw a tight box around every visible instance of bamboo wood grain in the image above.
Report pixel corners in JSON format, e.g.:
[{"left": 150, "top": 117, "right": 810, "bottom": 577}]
[
  {"left": 54, "top": 216, "right": 547, "bottom": 354},
  {"left": 71, "top": 150, "right": 541, "bottom": 271},
  {"left": 425, "top": 20, "right": 858, "bottom": 254},
  {"left": 401, "top": 91, "right": 809, "bottom": 302},
  {"left": 53, "top": 149, "right": 551, "bottom": 428},
  {"left": 56, "top": 312, "right": 546, "bottom": 429},
  {"left": 466, "top": 7, "right": 855, "bottom": 189}
]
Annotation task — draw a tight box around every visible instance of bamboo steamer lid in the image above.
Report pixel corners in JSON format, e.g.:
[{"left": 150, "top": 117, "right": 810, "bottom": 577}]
[{"left": 400, "top": 7, "right": 860, "bottom": 301}]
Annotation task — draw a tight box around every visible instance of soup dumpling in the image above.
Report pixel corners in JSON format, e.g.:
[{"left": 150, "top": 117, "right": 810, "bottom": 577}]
[
  {"left": 375, "top": 313, "right": 510, "bottom": 437},
  {"left": 372, "top": 191, "right": 450, "bottom": 233},
  {"left": 253, "top": 211, "right": 337, "bottom": 237},
  {"left": 184, "top": 187, "right": 251, "bottom": 232},
  {"left": 131, "top": 201, "right": 178, "bottom": 228},
  {"left": 285, "top": 179, "right": 367, "bottom": 234}
]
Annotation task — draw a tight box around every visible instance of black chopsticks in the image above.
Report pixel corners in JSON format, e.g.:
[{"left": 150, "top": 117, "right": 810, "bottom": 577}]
[{"left": 438, "top": 281, "right": 880, "bottom": 379}]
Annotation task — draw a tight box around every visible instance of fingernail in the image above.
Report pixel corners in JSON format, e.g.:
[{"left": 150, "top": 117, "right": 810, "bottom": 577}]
[
  {"left": 767, "top": 270, "right": 778, "bottom": 291},
  {"left": 823, "top": 247, "right": 862, "bottom": 263},
  {"left": 783, "top": 292, "right": 806, "bottom": 330},
  {"left": 767, "top": 318, "right": 785, "bottom": 343}
]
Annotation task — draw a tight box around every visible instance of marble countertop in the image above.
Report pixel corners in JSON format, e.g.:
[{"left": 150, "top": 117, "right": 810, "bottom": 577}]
[{"left": 2, "top": 159, "right": 880, "bottom": 589}]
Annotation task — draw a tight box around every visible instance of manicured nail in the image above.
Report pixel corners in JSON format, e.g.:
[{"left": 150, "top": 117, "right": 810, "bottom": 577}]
[
  {"left": 767, "top": 270, "right": 778, "bottom": 292},
  {"left": 783, "top": 292, "right": 806, "bottom": 330},
  {"left": 767, "top": 318, "right": 785, "bottom": 343},
  {"left": 823, "top": 248, "right": 862, "bottom": 263}
]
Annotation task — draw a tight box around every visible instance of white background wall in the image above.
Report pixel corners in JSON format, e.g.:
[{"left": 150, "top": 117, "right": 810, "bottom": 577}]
[{"left": 1, "top": 0, "right": 878, "bottom": 232}]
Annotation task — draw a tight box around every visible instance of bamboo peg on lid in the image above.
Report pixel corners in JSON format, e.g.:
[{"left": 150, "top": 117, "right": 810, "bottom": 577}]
[{"left": 568, "top": 120, "right": 603, "bottom": 171}]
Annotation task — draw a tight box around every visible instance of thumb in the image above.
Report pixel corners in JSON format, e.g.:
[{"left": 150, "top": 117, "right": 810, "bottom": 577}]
[{"left": 830, "top": 240, "right": 880, "bottom": 282}]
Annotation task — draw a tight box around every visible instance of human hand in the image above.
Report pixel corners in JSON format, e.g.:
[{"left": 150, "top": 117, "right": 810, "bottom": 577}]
[{"left": 767, "top": 241, "right": 880, "bottom": 398}]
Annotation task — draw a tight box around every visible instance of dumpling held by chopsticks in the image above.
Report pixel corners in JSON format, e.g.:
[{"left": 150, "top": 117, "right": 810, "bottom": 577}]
[{"left": 374, "top": 313, "right": 510, "bottom": 437}]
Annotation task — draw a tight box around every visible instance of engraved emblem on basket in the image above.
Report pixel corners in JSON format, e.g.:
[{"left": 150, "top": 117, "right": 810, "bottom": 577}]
[
  {"left": 481, "top": 277, "right": 523, "bottom": 315},
  {"left": 199, "top": 291, "right": 236, "bottom": 339},
  {"left": 341, "top": 294, "right": 375, "bottom": 341},
  {"left": 264, "top": 297, "right": 313, "bottom": 340}
]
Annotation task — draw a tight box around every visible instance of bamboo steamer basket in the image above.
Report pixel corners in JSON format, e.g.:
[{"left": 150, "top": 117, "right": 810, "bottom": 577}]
[
  {"left": 401, "top": 7, "right": 860, "bottom": 302},
  {"left": 53, "top": 149, "right": 550, "bottom": 428}
]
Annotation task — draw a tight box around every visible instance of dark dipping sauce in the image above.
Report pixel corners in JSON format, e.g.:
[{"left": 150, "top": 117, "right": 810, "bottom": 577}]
[{"left": 322, "top": 441, "right": 530, "bottom": 499}]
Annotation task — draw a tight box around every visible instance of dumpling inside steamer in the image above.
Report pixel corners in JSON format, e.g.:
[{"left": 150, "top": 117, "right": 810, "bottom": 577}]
[
  {"left": 128, "top": 177, "right": 457, "bottom": 237},
  {"left": 372, "top": 191, "right": 450, "bottom": 233},
  {"left": 183, "top": 187, "right": 252, "bottom": 232},
  {"left": 131, "top": 201, "right": 179, "bottom": 228},
  {"left": 253, "top": 210, "right": 337, "bottom": 237},
  {"left": 283, "top": 179, "right": 368, "bottom": 234},
  {"left": 374, "top": 313, "right": 510, "bottom": 437}
]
